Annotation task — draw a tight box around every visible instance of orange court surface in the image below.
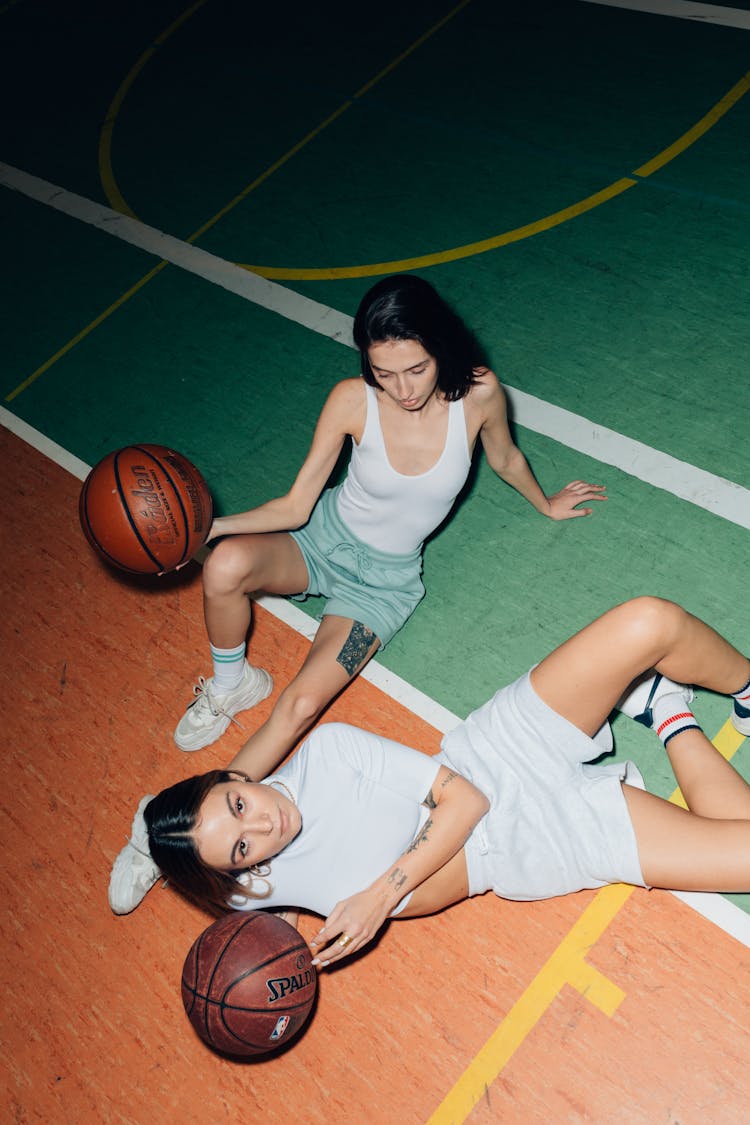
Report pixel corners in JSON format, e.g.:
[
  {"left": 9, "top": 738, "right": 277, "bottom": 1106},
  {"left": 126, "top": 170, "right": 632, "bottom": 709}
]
[{"left": 3, "top": 423, "right": 750, "bottom": 1124}]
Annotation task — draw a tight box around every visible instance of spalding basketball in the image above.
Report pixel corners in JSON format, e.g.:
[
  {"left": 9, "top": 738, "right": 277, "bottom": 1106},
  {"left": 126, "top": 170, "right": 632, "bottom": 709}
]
[
  {"left": 181, "top": 912, "right": 317, "bottom": 1058},
  {"left": 79, "top": 444, "right": 213, "bottom": 574}
]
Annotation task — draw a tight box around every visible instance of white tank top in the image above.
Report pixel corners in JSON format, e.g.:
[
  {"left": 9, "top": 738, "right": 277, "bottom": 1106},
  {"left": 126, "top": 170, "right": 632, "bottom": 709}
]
[{"left": 336, "top": 383, "right": 472, "bottom": 554}]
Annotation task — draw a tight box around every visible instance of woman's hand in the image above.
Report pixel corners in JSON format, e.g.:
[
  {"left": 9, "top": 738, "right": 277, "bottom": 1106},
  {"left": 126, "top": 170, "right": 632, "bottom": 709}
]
[
  {"left": 546, "top": 480, "right": 607, "bottom": 519},
  {"left": 309, "top": 885, "right": 393, "bottom": 968},
  {"left": 309, "top": 765, "right": 489, "bottom": 969},
  {"left": 205, "top": 517, "right": 226, "bottom": 544}
]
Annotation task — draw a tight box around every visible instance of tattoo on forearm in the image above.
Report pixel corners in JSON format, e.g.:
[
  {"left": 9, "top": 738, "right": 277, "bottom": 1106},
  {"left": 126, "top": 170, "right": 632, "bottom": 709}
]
[
  {"left": 406, "top": 817, "right": 433, "bottom": 853},
  {"left": 441, "top": 770, "right": 457, "bottom": 788},
  {"left": 336, "top": 622, "right": 377, "bottom": 676},
  {"left": 387, "top": 867, "right": 408, "bottom": 892}
]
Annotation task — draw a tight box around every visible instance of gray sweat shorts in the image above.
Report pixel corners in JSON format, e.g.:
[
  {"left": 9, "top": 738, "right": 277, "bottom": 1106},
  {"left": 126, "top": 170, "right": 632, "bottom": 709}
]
[
  {"left": 289, "top": 486, "right": 425, "bottom": 649},
  {"left": 437, "top": 671, "right": 648, "bottom": 901}
]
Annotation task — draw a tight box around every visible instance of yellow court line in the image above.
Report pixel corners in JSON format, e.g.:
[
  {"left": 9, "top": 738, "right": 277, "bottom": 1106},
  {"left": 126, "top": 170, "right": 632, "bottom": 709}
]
[
  {"left": 426, "top": 719, "right": 746, "bottom": 1124},
  {"left": 243, "top": 179, "right": 639, "bottom": 280},
  {"left": 5, "top": 261, "right": 168, "bottom": 403},
  {"left": 426, "top": 883, "right": 634, "bottom": 1125},
  {"left": 98, "top": 0, "right": 210, "bottom": 218},
  {"left": 243, "top": 70, "right": 750, "bottom": 280},
  {"left": 100, "top": 0, "right": 473, "bottom": 244},
  {"left": 99, "top": 1, "right": 748, "bottom": 283},
  {"left": 7, "top": 0, "right": 472, "bottom": 404},
  {"left": 634, "top": 70, "right": 750, "bottom": 178}
]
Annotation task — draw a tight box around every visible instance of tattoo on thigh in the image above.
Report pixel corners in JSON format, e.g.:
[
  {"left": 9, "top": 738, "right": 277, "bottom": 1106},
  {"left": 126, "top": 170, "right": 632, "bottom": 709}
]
[{"left": 336, "top": 622, "right": 377, "bottom": 676}]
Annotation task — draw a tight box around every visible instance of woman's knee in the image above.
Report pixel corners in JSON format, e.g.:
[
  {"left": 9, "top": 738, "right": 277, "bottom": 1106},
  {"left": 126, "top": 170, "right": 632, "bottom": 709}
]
[
  {"left": 202, "top": 539, "right": 258, "bottom": 598},
  {"left": 619, "top": 595, "right": 685, "bottom": 649},
  {"left": 272, "top": 681, "right": 330, "bottom": 735}
]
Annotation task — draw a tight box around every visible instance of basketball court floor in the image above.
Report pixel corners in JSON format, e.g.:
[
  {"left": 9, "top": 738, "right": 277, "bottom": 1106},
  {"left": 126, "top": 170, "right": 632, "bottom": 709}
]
[{"left": 2, "top": 0, "right": 749, "bottom": 1120}]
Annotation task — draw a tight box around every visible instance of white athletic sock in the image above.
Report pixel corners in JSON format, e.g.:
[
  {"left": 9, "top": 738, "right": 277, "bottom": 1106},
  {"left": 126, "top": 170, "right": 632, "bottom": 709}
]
[
  {"left": 731, "top": 673, "right": 750, "bottom": 709},
  {"left": 210, "top": 643, "right": 246, "bottom": 693},
  {"left": 652, "top": 693, "right": 701, "bottom": 748}
]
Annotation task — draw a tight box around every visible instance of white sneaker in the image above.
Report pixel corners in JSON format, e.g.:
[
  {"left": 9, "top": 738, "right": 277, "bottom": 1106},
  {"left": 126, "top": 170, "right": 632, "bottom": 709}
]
[
  {"left": 616, "top": 672, "right": 694, "bottom": 729},
  {"left": 108, "top": 795, "right": 160, "bottom": 915},
  {"left": 174, "top": 661, "right": 273, "bottom": 752},
  {"left": 732, "top": 699, "right": 750, "bottom": 737}
]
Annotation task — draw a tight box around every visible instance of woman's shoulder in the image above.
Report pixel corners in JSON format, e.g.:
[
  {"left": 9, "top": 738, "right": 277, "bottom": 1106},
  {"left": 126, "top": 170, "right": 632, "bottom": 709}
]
[
  {"left": 469, "top": 366, "right": 501, "bottom": 391},
  {"left": 325, "top": 376, "right": 368, "bottom": 412},
  {"left": 319, "top": 377, "right": 368, "bottom": 435},
  {"left": 463, "top": 368, "right": 506, "bottom": 416},
  {"left": 329, "top": 375, "right": 366, "bottom": 397}
]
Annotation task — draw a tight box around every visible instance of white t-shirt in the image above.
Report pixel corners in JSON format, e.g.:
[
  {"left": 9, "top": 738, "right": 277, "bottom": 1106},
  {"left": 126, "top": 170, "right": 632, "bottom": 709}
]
[{"left": 231, "top": 723, "right": 441, "bottom": 917}]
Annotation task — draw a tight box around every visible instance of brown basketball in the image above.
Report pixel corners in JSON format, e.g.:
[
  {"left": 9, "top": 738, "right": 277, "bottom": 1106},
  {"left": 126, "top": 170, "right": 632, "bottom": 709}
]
[
  {"left": 79, "top": 444, "right": 213, "bottom": 574},
  {"left": 181, "top": 912, "right": 317, "bottom": 1058}
]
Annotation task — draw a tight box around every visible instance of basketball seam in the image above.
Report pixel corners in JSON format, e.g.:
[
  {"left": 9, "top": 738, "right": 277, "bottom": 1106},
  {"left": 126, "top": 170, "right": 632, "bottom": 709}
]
[{"left": 132, "top": 445, "right": 192, "bottom": 568}]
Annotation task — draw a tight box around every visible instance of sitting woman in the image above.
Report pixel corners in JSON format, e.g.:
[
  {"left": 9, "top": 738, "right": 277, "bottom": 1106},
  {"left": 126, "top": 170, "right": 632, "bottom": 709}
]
[{"left": 140, "top": 596, "right": 750, "bottom": 967}]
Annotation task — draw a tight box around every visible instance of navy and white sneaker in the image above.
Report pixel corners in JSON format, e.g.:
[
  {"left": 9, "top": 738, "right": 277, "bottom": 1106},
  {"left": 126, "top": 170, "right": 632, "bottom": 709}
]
[
  {"left": 616, "top": 672, "right": 693, "bottom": 729},
  {"left": 731, "top": 698, "right": 750, "bottom": 737}
]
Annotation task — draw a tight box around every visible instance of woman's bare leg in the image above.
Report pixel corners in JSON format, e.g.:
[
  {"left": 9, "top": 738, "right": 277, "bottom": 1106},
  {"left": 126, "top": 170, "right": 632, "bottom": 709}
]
[
  {"left": 530, "top": 596, "right": 750, "bottom": 738},
  {"left": 228, "top": 613, "right": 380, "bottom": 780},
  {"left": 623, "top": 781, "right": 750, "bottom": 893},
  {"left": 662, "top": 726, "right": 750, "bottom": 820},
  {"left": 201, "top": 532, "right": 311, "bottom": 649}
]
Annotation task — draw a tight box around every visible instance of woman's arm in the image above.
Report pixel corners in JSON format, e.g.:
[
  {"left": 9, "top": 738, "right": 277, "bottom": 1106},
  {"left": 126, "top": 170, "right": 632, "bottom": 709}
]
[
  {"left": 274, "top": 908, "right": 300, "bottom": 930},
  {"left": 309, "top": 765, "right": 489, "bottom": 967},
  {"left": 207, "top": 379, "right": 364, "bottom": 540},
  {"left": 472, "top": 372, "right": 607, "bottom": 520}
]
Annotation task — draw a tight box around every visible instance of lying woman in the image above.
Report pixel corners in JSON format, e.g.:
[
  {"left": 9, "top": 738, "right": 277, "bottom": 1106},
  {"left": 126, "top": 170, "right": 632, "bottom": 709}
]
[{"left": 123, "top": 596, "right": 750, "bottom": 967}]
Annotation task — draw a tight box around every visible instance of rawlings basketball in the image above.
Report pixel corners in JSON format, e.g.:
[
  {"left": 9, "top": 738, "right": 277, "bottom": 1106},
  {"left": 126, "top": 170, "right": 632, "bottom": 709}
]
[
  {"left": 181, "top": 912, "right": 317, "bottom": 1058},
  {"left": 79, "top": 444, "right": 213, "bottom": 574}
]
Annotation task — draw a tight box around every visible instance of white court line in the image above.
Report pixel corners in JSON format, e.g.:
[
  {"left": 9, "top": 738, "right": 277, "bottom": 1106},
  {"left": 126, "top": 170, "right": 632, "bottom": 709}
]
[
  {"left": 0, "top": 404, "right": 461, "bottom": 736},
  {"left": 580, "top": 0, "right": 750, "bottom": 30},
  {"left": 2, "top": 162, "right": 750, "bottom": 530},
  {"left": 3, "top": 403, "right": 750, "bottom": 948}
]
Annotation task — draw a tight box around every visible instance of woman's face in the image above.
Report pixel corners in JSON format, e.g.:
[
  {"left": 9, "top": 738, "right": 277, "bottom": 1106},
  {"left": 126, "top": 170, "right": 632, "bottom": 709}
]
[
  {"left": 193, "top": 780, "right": 302, "bottom": 872},
  {"left": 368, "top": 339, "right": 439, "bottom": 411}
]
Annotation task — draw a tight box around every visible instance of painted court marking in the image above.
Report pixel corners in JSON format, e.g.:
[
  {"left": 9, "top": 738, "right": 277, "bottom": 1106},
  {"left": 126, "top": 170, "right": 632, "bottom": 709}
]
[
  {"left": 3, "top": 403, "right": 749, "bottom": 1124},
  {"left": 5, "top": 404, "right": 750, "bottom": 1125},
  {"left": 428, "top": 716, "right": 748, "bottom": 1121},
  {"left": 2, "top": 400, "right": 749, "bottom": 949},
  {"left": 2, "top": 164, "right": 750, "bottom": 531},
  {"left": 582, "top": 0, "right": 750, "bottom": 31},
  {"left": 3, "top": 9, "right": 748, "bottom": 1117},
  {"left": 97, "top": 1, "right": 750, "bottom": 281}
]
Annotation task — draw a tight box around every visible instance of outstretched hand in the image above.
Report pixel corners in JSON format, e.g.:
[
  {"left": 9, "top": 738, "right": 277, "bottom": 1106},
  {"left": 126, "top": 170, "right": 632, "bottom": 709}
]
[
  {"left": 309, "top": 887, "right": 393, "bottom": 969},
  {"left": 547, "top": 480, "right": 607, "bottom": 520}
]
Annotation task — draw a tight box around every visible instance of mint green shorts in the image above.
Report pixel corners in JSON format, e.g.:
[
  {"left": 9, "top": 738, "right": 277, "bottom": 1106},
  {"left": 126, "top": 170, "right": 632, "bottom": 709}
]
[{"left": 289, "top": 487, "right": 425, "bottom": 648}]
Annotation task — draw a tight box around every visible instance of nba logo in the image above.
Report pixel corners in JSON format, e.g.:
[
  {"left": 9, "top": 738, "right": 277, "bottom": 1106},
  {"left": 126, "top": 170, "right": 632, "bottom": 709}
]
[{"left": 270, "top": 1015, "right": 291, "bottom": 1041}]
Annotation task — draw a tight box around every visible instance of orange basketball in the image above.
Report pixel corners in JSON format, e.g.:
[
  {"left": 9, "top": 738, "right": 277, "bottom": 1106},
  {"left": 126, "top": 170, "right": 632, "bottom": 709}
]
[
  {"left": 182, "top": 912, "right": 317, "bottom": 1057},
  {"left": 79, "top": 444, "right": 213, "bottom": 574}
]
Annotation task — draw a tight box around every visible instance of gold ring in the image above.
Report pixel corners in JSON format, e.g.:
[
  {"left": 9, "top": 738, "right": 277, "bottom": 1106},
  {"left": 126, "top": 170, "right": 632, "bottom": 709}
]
[{"left": 338, "top": 933, "right": 352, "bottom": 948}]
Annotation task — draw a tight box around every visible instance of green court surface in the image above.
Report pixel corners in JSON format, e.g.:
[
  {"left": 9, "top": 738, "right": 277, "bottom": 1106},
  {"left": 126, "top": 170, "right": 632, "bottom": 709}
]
[{"left": 2, "top": 0, "right": 748, "bottom": 892}]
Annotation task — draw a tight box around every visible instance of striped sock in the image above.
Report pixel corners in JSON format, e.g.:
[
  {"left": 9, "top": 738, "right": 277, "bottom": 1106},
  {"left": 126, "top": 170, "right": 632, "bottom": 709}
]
[
  {"left": 210, "top": 642, "right": 247, "bottom": 693},
  {"left": 732, "top": 673, "right": 750, "bottom": 712},
  {"left": 652, "top": 693, "right": 702, "bottom": 748}
]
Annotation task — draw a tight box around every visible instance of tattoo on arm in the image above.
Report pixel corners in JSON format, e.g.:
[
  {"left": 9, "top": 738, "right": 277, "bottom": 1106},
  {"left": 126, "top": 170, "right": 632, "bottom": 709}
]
[
  {"left": 406, "top": 818, "right": 433, "bottom": 853},
  {"left": 336, "top": 622, "right": 378, "bottom": 676},
  {"left": 387, "top": 867, "right": 408, "bottom": 892},
  {"left": 423, "top": 770, "right": 456, "bottom": 810}
]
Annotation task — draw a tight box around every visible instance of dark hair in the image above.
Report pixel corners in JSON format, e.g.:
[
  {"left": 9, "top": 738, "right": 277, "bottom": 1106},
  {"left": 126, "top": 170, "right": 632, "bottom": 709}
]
[
  {"left": 353, "top": 274, "right": 485, "bottom": 400},
  {"left": 145, "top": 771, "right": 270, "bottom": 915}
]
